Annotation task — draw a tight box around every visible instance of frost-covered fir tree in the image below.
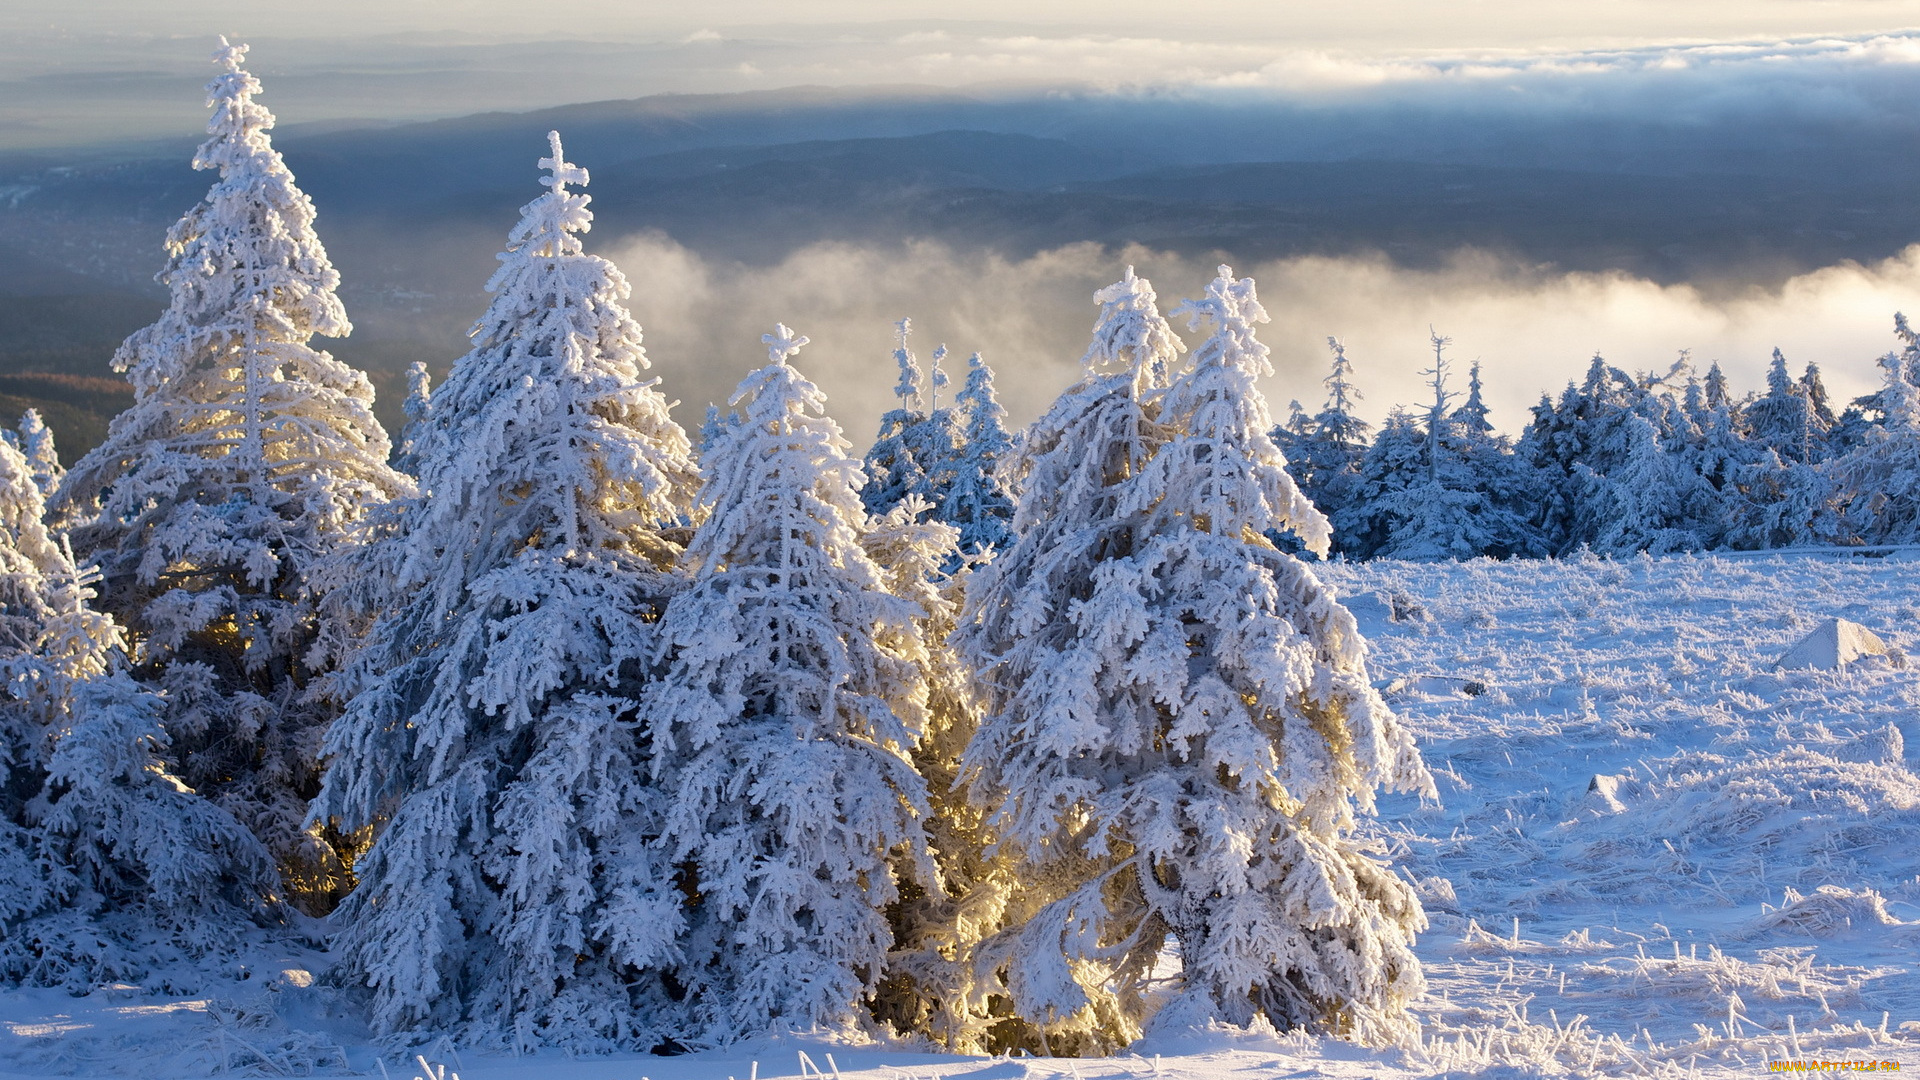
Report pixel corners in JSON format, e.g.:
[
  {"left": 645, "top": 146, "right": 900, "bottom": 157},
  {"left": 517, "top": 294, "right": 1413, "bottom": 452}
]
[
  {"left": 48, "top": 40, "right": 409, "bottom": 912},
  {"left": 16, "top": 410, "right": 62, "bottom": 498},
  {"left": 1344, "top": 342, "right": 1541, "bottom": 560},
  {"left": 947, "top": 267, "right": 1181, "bottom": 1051},
  {"left": 311, "top": 132, "right": 699, "bottom": 1045},
  {"left": 998, "top": 265, "right": 1181, "bottom": 546},
  {"left": 1448, "top": 361, "right": 1548, "bottom": 557},
  {"left": 1704, "top": 360, "right": 1733, "bottom": 412},
  {"left": 1731, "top": 451, "right": 1830, "bottom": 549},
  {"left": 1825, "top": 353, "right": 1920, "bottom": 544},
  {"left": 0, "top": 437, "right": 273, "bottom": 989},
  {"left": 1419, "top": 330, "right": 1457, "bottom": 483},
  {"left": 864, "top": 324, "right": 967, "bottom": 525},
  {"left": 1680, "top": 398, "right": 1765, "bottom": 550},
  {"left": 1746, "top": 348, "right": 1828, "bottom": 464},
  {"left": 851, "top": 496, "right": 1010, "bottom": 1049},
  {"left": 393, "top": 360, "right": 433, "bottom": 477},
  {"left": 1334, "top": 409, "right": 1424, "bottom": 559},
  {"left": 1583, "top": 411, "right": 1715, "bottom": 554},
  {"left": 1453, "top": 360, "right": 1492, "bottom": 435},
  {"left": 1682, "top": 373, "right": 1707, "bottom": 427},
  {"left": 1282, "top": 339, "right": 1372, "bottom": 537},
  {"left": 959, "top": 267, "right": 1432, "bottom": 1048},
  {"left": 1273, "top": 398, "right": 1311, "bottom": 456},
  {"left": 1685, "top": 352, "right": 1829, "bottom": 548},
  {"left": 1897, "top": 313, "right": 1920, "bottom": 386},
  {"left": 698, "top": 402, "right": 740, "bottom": 456},
  {"left": 940, "top": 352, "right": 1017, "bottom": 559},
  {"left": 863, "top": 320, "right": 932, "bottom": 516},
  {"left": 1357, "top": 351, "right": 1489, "bottom": 561},
  {"left": 1521, "top": 353, "right": 1688, "bottom": 554},
  {"left": 640, "top": 326, "right": 940, "bottom": 1043},
  {"left": 1801, "top": 361, "right": 1837, "bottom": 430},
  {"left": 910, "top": 345, "right": 962, "bottom": 514}
]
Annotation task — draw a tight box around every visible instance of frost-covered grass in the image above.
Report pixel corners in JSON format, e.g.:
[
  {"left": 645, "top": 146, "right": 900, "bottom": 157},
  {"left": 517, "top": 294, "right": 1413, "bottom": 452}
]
[
  {"left": 4, "top": 551, "right": 1919, "bottom": 1078},
  {"left": 1335, "top": 549, "right": 1920, "bottom": 1075}
]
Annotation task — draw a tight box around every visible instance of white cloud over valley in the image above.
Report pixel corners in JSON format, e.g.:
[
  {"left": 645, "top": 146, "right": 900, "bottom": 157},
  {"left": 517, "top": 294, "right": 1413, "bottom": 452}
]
[{"left": 609, "top": 233, "right": 1920, "bottom": 442}]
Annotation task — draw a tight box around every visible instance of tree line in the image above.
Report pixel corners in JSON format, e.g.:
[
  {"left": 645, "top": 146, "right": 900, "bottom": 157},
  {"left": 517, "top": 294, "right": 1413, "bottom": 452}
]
[{"left": 1275, "top": 326, "right": 1920, "bottom": 561}]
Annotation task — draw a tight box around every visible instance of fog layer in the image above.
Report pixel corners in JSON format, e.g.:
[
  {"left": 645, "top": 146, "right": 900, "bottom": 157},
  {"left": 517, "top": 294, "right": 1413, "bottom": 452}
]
[{"left": 608, "top": 233, "right": 1920, "bottom": 441}]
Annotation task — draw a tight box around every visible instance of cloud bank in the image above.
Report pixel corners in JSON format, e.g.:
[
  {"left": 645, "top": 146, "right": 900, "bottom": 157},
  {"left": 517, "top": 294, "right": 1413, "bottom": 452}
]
[{"left": 609, "top": 233, "right": 1920, "bottom": 443}]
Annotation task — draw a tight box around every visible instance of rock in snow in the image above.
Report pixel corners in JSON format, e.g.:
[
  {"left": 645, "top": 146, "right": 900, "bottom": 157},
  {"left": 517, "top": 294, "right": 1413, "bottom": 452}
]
[
  {"left": 1583, "top": 773, "right": 1628, "bottom": 814},
  {"left": 1774, "top": 617, "right": 1893, "bottom": 669}
]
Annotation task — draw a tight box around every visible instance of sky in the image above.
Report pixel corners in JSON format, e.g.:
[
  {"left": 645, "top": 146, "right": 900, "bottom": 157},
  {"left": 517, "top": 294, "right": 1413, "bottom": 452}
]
[
  {"left": 14, "top": 0, "right": 1920, "bottom": 47},
  {"left": 10, "top": 1, "right": 1920, "bottom": 147}
]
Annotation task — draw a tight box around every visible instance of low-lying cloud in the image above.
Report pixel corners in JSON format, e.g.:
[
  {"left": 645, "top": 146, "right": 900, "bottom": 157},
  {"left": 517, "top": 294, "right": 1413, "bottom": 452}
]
[{"left": 610, "top": 232, "right": 1920, "bottom": 442}]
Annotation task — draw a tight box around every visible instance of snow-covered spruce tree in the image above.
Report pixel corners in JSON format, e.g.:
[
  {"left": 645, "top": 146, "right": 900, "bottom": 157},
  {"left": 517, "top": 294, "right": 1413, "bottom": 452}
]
[
  {"left": 698, "top": 402, "right": 741, "bottom": 456},
  {"left": 1280, "top": 339, "right": 1372, "bottom": 543},
  {"left": 996, "top": 265, "right": 1181, "bottom": 552},
  {"left": 310, "top": 132, "right": 699, "bottom": 1046},
  {"left": 1681, "top": 371, "right": 1707, "bottom": 427},
  {"left": 392, "top": 360, "right": 433, "bottom": 477},
  {"left": 1345, "top": 341, "right": 1542, "bottom": 561},
  {"left": 16, "top": 410, "right": 63, "bottom": 499},
  {"left": 1897, "top": 312, "right": 1920, "bottom": 386},
  {"left": 1516, "top": 388, "right": 1581, "bottom": 552},
  {"left": 865, "top": 326, "right": 964, "bottom": 525},
  {"left": 858, "top": 496, "right": 1011, "bottom": 1049},
  {"left": 0, "top": 435, "right": 87, "bottom": 971},
  {"left": 1801, "top": 361, "right": 1838, "bottom": 431},
  {"left": 1827, "top": 400, "right": 1880, "bottom": 456},
  {"left": 0, "top": 437, "right": 273, "bottom": 989},
  {"left": 1681, "top": 397, "right": 1770, "bottom": 550},
  {"left": 1520, "top": 353, "right": 1691, "bottom": 555},
  {"left": 1719, "top": 450, "right": 1829, "bottom": 549},
  {"left": 863, "top": 320, "right": 932, "bottom": 516},
  {"left": 909, "top": 345, "right": 962, "bottom": 515},
  {"left": 1363, "top": 334, "right": 1493, "bottom": 561},
  {"left": 959, "top": 267, "right": 1432, "bottom": 1049},
  {"left": 940, "top": 351, "right": 1017, "bottom": 559},
  {"left": 1703, "top": 360, "right": 1733, "bottom": 412},
  {"left": 1745, "top": 348, "right": 1829, "bottom": 464},
  {"left": 1448, "top": 363, "right": 1548, "bottom": 558},
  {"left": 1825, "top": 353, "right": 1920, "bottom": 544},
  {"left": 1582, "top": 411, "right": 1715, "bottom": 555},
  {"left": 948, "top": 267, "right": 1181, "bottom": 1052},
  {"left": 640, "top": 326, "right": 939, "bottom": 1043},
  {"left": 1335, "top": 409, "right": 1425, "bottom": 559},
  {"left": 47, "top": 39, "right": 409, "bottom": 913},
  {"left": 1418, "top": 330, "right": 1456, "bottom": 485},
  {"left": 1836, "top": 316, "right": 1920, "bottom": 445},
  {"left": 1684, "top": 351, "right": 1830, "bottom": 550},
  {"left": 1452, "top": 360, "right": 1492, "bottom": 435}
]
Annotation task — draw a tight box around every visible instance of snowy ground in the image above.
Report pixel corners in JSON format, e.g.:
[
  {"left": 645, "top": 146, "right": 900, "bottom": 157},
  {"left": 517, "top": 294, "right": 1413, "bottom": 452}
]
[{"left": 4, "top": 551, "right": 1919, "bottom": 1078}]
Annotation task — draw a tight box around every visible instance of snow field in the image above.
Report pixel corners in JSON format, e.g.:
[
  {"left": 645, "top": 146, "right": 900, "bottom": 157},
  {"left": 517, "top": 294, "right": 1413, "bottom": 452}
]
[
  {"left": 1330, "top": 549, "right": 1920, "bottom": 1075},
  {"left": 5, "top": 550, "right": 1917, "bottom": 1077}
]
